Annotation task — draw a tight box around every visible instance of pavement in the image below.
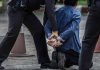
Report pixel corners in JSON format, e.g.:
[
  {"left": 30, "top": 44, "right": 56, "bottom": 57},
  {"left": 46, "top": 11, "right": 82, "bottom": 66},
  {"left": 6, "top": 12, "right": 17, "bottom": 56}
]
[{"left": 0, "top": 6, "right": 100, "bottom": 70}]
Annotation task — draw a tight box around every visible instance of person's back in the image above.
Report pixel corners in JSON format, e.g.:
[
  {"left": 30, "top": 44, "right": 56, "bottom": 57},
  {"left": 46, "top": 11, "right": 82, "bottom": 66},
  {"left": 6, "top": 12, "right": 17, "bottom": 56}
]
[
  {"left": 45, "top": 0, "right": 81, "bottom": 52},
  {"left": 55, "top": 5, "right": 81, "bottom": 51}
]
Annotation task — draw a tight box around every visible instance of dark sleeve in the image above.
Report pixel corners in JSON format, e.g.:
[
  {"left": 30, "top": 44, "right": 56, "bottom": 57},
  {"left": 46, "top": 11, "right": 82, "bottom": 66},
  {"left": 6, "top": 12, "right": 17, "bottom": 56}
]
[
  {"left": 87, "top": 0, "right": 92, "bottom": 7},
  {"left": 45, "top": 0, "right": 58, "bottom": 31},
  {"left": 43, "top": 10, "right": 48, "bottom": 26},
  {"left": 44, "top": 20, "right": 52, "bottom": 38}
]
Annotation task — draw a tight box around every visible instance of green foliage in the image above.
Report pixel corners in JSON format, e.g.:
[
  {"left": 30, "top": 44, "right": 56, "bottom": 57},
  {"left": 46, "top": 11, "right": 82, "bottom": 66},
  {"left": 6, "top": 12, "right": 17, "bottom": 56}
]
[
  {"left": 0, "top": 1, "right": 2, "bottom": 7},
  {"left": 0, "top": 0, "right": 3, "bottom": 13},
  {"left": 78, "top": 0, "right": 87, "bottom": 5}
]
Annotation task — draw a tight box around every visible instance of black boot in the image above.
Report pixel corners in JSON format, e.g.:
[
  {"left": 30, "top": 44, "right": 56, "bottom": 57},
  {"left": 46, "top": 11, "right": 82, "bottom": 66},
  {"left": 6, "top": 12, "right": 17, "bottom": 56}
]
[
  {"left": 40, "top": 63, "right": 50, "bottom": 69},
  {"left": 49, "top": 51, "right": 58, "bottom": 69},
  {"left": 58, "top": 52, "right": 66, "bottom": 70}
]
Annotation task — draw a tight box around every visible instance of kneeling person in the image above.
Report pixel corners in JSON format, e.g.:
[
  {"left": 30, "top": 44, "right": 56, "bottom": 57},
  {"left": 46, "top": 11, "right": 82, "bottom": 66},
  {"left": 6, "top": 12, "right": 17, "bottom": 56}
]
[{"left": 45, "top": 0, "right": 81, "bottom": 69}]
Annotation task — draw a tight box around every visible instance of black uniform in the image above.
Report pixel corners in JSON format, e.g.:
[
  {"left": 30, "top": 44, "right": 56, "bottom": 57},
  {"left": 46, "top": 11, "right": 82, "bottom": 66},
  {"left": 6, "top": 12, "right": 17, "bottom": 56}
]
[
  {"left": 0, "top": 0, "right": 57, "bottom": 66},
  {"left": 79, "top": 0, "right": 100, "bottom": 70}
]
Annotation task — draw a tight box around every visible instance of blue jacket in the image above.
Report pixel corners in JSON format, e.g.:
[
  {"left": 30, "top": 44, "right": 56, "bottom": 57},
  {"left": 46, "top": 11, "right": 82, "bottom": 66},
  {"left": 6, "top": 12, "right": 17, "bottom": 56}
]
[{"left": 45, "top": 6, "right": 81, "bottom": 53}]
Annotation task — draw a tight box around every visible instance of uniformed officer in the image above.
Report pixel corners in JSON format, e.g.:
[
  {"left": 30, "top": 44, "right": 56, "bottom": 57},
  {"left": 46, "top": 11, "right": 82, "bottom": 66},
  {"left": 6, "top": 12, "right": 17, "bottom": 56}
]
[{"left": 0, "top": 0, "right": 58, "bottom": 69}]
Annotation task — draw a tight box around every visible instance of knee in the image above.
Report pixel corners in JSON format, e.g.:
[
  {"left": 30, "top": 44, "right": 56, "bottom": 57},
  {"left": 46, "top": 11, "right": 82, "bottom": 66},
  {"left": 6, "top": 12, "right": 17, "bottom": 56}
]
[{"left": 6, "top": 29, "right": 20, "bottom": 37}]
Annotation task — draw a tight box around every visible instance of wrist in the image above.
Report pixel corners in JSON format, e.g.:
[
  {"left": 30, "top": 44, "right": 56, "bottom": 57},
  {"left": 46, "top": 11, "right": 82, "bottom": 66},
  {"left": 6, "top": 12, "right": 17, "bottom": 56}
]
[
  {"left": 57, "top": 36, "right": 65, "bottom": 43},
  {"left": 52, "top": 31, "right": 58, "bottom": 36},
  {"left": 47, "top": 33, "right": 52, "bottom": 39}
]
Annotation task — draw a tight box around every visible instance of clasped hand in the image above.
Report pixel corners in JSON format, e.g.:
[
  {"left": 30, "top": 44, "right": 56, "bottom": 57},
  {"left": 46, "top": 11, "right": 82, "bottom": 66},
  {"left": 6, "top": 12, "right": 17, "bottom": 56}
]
[{"left": 47, "top": 35, "right": 62, "bottom": 47}]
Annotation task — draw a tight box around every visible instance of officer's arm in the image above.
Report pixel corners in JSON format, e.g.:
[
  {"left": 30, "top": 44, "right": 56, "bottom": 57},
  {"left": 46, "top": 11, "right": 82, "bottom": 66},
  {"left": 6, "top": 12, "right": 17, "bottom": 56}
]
[
  {"left": 45, "top": 0, "right": 58, "bottom": 36},
  {"left": 88, "top": 0, "right": 92, "bottom": 7}
]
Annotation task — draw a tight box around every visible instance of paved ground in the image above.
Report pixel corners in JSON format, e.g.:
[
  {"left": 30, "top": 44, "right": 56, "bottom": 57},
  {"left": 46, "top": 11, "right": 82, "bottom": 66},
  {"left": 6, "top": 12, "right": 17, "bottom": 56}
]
[{"left": 0, "top": 6, "right": 100, "bottom": 70}]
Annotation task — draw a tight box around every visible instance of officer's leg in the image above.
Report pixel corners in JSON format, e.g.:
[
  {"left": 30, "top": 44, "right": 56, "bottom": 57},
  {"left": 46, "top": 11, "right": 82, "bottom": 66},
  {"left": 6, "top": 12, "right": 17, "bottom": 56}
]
[
  {"left": 23, "top": 12, "right": 50, "bottom": 64},
  {"left": 79, "top": 9, "right": 100, "bottom": 70},
  {"left": 0, "top": 7, "right": 23, "bottom": 65}
]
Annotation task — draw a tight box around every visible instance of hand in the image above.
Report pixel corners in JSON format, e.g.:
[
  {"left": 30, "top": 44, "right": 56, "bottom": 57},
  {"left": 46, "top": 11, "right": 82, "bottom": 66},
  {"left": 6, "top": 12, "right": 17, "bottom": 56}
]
[
  {"left": 47, "top": 38, "right": 62, "bottom": 48},
  {"left": 47, "top": 38, "right": 57, "bottom": 47},
  {"left": 50, "top": 31, "right": 58, "bottom": 39},
  {"left": 54, "top": 40, "right": 62, "bottom": 47}
]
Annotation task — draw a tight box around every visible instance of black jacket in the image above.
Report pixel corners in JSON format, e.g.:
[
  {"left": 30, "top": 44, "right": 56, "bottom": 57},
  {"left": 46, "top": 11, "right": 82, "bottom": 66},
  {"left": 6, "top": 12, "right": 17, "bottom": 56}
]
[
  {"left": 88, "top": 0, "right": 92, "bottom": 7},
  {"left": 8, "top": 0, "right": 58, "bottom": 31},
  {"left": 88, "top": 0, "right": 97, "bottom": 7}
]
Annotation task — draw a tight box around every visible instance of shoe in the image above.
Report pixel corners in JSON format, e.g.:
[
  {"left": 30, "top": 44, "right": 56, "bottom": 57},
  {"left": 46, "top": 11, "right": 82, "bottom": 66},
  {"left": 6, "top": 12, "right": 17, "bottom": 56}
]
[
  {"left": 0, "top": 66, "right": 4, "bottom": 70},
  {"left": 89, "top": 62, "right": 93, "bottom": 68},
  {"left": 40, "top": 62, "right": 58, "bottom": 69},
  {"left": 49, "top": 51, "right": 58, "bottom": 69},
  {"left": 40, "top": 63, "right": 50, "bottom": 69},
  {"left": 65, "top": 63, "right": 73, "bottom": 68},
  {"left": 57, "top": 52, "right": 66, "bottom": 70}
]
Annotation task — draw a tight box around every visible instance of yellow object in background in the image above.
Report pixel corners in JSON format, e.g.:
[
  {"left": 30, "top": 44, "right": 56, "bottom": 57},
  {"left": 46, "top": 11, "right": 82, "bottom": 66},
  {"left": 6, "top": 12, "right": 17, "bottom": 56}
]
[{"left": 0, "top": 1, "right": 2, "bottom": 7}]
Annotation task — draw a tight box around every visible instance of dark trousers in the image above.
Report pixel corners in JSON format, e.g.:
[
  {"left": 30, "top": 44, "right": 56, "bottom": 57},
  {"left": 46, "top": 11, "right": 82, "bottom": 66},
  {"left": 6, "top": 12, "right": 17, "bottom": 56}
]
[
  {"left": 0, "top": 7, "right": 50, "bottom": 64},
  {"left": 79, "top": 5, "right": 100, "bottom": 70}
]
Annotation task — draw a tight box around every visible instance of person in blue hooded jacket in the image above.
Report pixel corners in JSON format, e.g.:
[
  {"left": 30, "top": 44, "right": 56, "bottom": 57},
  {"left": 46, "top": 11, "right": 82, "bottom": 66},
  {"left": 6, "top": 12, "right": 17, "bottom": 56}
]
[{"left": 45, "top": 0, "right": 81, "bottom": 68}]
